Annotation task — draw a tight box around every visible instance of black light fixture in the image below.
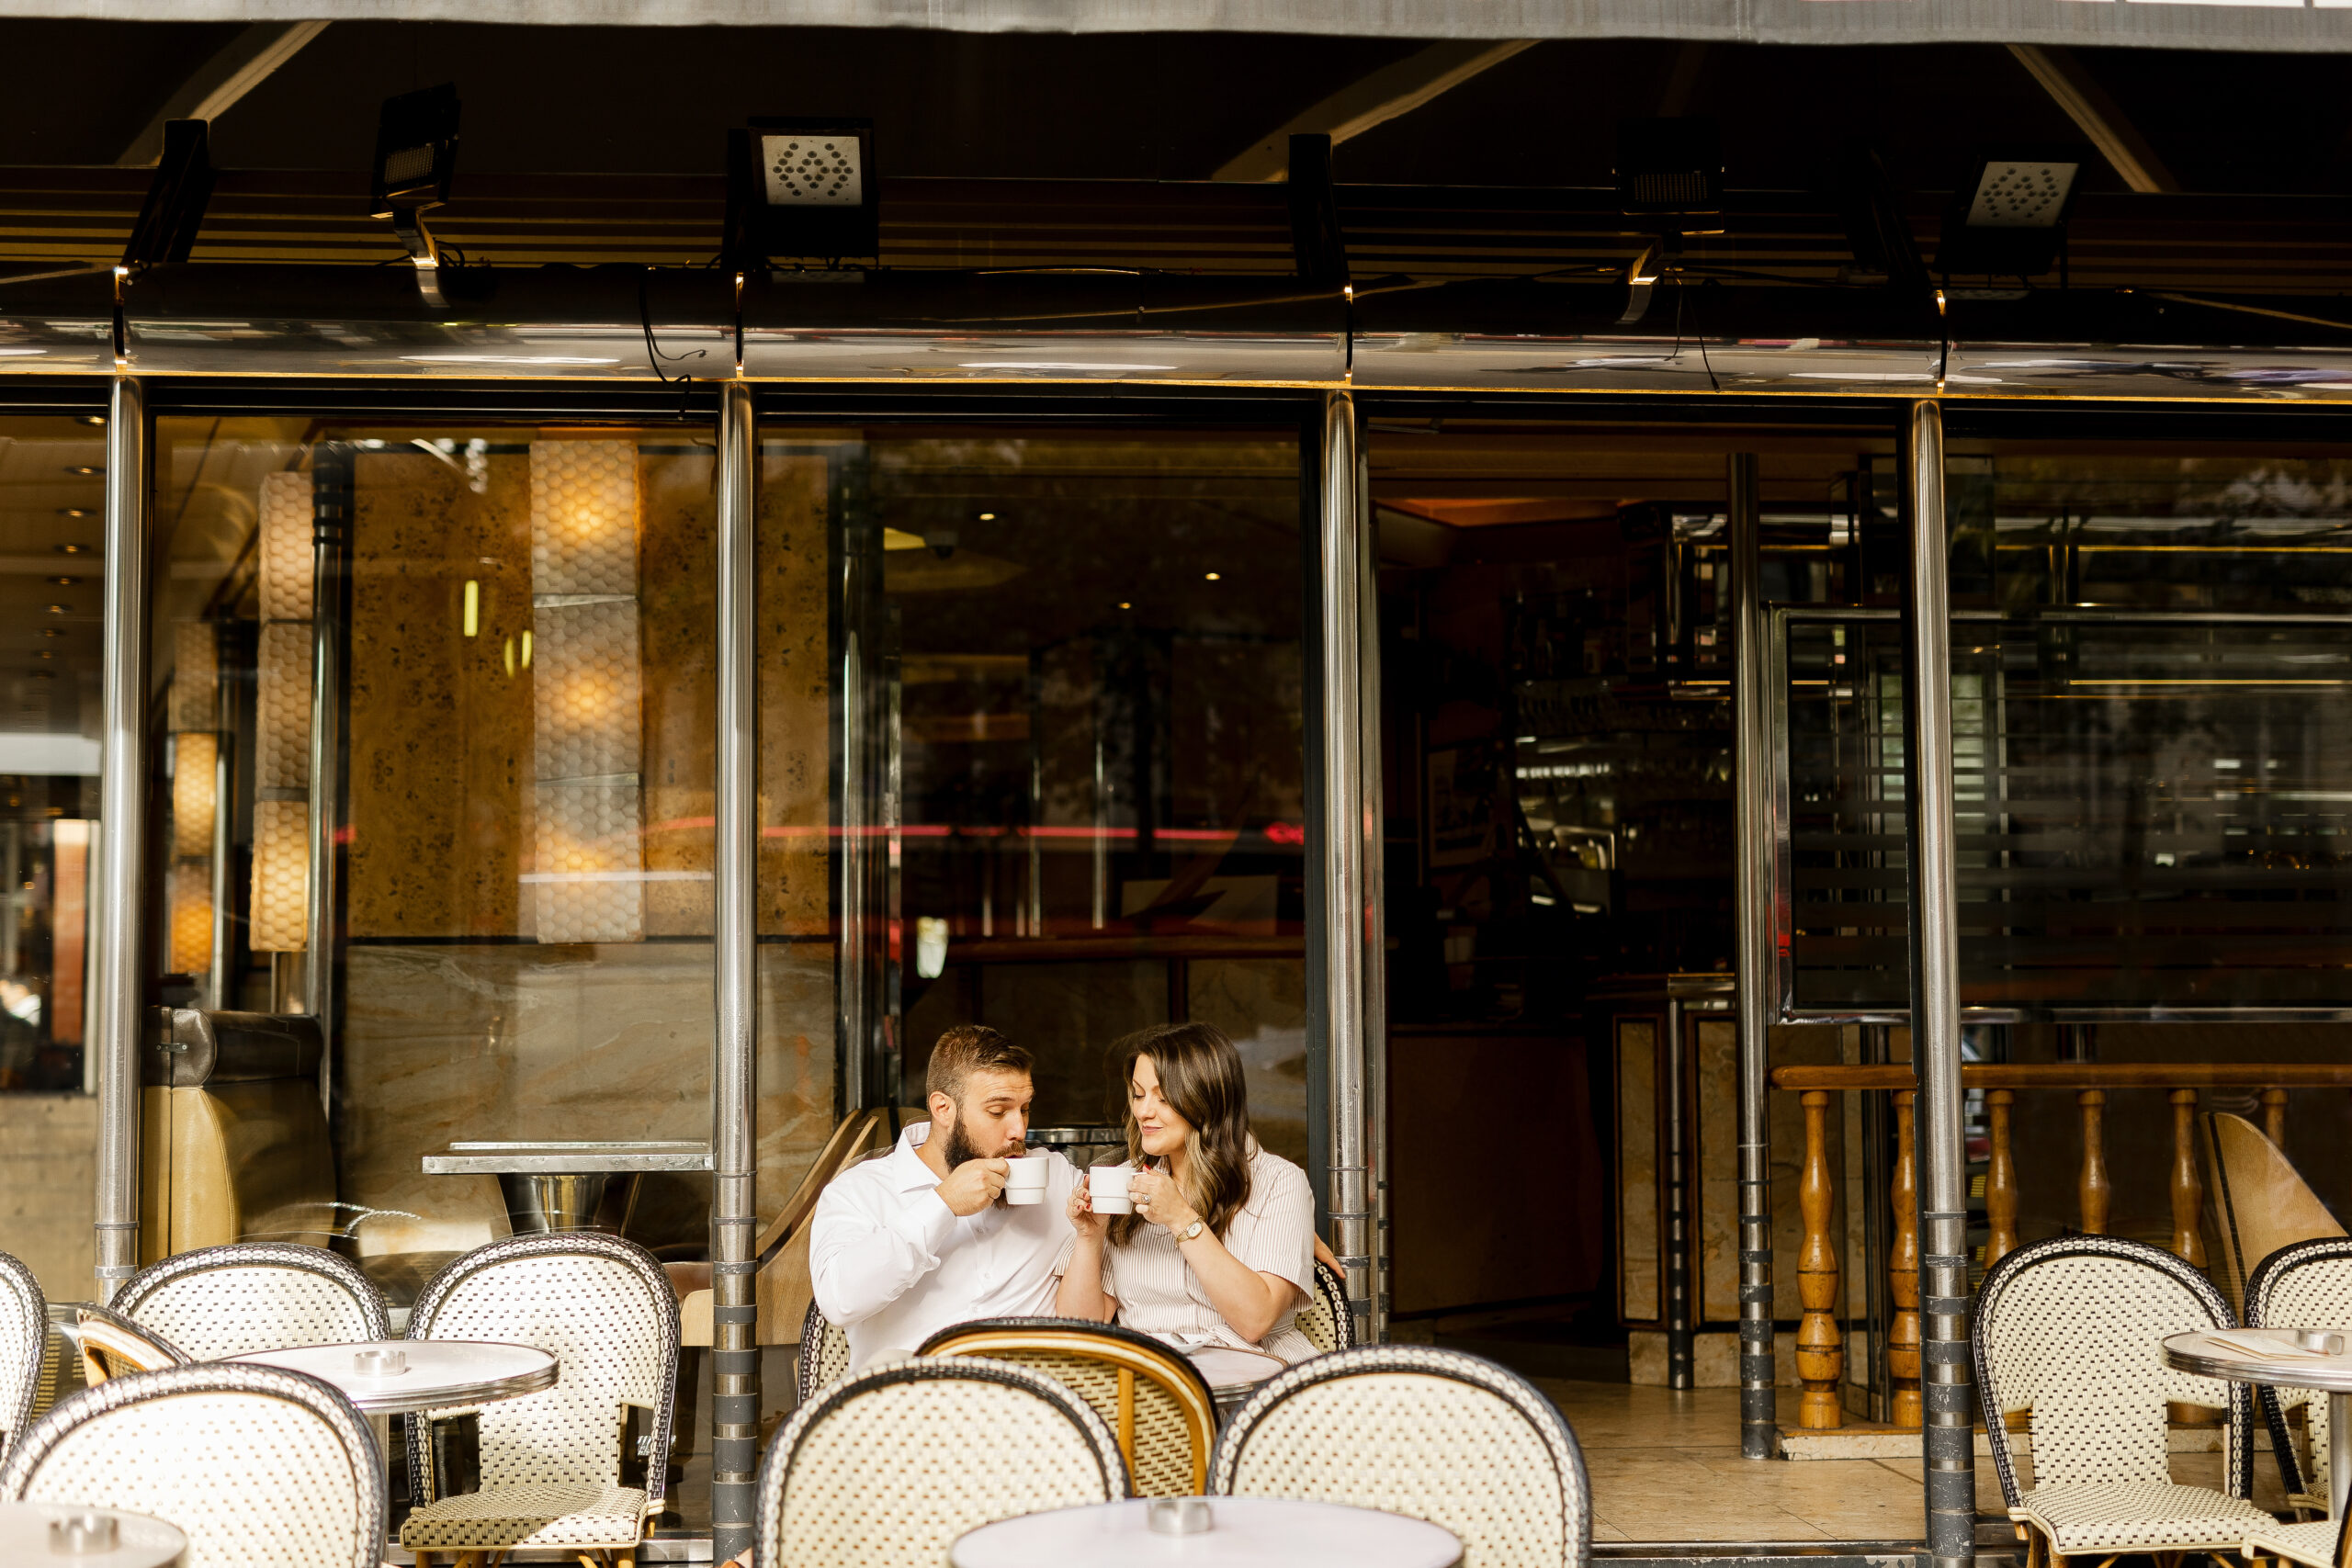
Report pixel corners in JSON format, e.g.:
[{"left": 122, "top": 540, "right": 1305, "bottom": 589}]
[
  {"left": 724, "top": 118, "right": 878, "bottom": 270},
  {"left": 369, "top": 84, "right": 461, "bottom": 306},
  {"left": 1615, "top": 118, "right": 1723, "bottom": 227},
  {"left": 1936, "top": 150, "right": 2084, "bottom": 281},
  {"left": 120, "top": 119, "right": 214, "bottom": 273}
]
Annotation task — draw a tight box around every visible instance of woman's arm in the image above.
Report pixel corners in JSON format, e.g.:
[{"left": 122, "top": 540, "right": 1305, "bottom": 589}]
[
  {"left": 1053, "top": 1173, "right": 1116, "bottom": 1322},
  {"left": 1129, "top": 1168, "right": 1300, "bottom": 1345}
]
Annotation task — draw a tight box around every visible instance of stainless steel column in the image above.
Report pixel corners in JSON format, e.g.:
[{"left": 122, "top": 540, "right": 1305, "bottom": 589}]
[
  {"left": 1729, "top": 451, "right": 1777, "bottom": 1458},
  {"left": 1900, "top": 400, "right": 1976, "bottom": 1568},
  {"left": 1663, "top": 994, "right": 1693, "bottom": 1391},
  {"left": 711, "top": 379, "right": 761, "bottom": 1562},
  {"left": 206, "top": 621, "right": 234, "bottom": 1010},
  {"left": 92, "top": 378, "right": 150, "bottom": 1303},
  {"left": 1319, "top": 389, "right": 1373, "bottom": 1339},
  {"left": 305, "top": 446, "right": 350, "bottom": 1107},
  {"left": 1353, "top": 417, "right": 1389, "bottom": 1345}
]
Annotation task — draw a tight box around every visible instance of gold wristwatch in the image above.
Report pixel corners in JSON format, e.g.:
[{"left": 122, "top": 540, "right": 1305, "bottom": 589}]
[{"left": 1174, "top": 1218, "right": 1205, "bottom": 1243}]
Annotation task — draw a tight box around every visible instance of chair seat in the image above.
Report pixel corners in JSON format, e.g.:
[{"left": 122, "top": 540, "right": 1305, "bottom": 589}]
[
  {"left": 399, "top": 1482, "right": 648, "bottom": 1548},
  {"left": 2013, "top": 1482, "right": 2277, "bottom": 1554},
  {"left": 2247, "top": 1519, "right": 2342, "bottom": 1568}
]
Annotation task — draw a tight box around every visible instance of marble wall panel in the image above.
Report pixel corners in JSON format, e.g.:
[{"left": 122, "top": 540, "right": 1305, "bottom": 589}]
[
  {"left": 639, "top": 446, "right": 717, "bottom": 937},
  {"left": 1186, "top": 957, "right": 1306, "bottom": 1168},
  {"left": 1618, "top": 1019, "right": 1660, "bottom": 1323},
  {"left": 759, "top": 454, "right": 832, "bottom": 938},
  {"left": 346, "top": 452, "right": 531, "bottom": 939},
  {"left": 0, "top": 1091, "right": 95, "bottom": 1299}
]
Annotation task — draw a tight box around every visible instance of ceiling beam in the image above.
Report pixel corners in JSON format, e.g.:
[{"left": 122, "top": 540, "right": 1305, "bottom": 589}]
[
  {"left": 2007, "top": 42, "right": 2177, "bottom": 195},
  {"left": 1215, "top": 39, "right": 1537, "bottom": 183},
  {"left": 117, "top": 21, "right": 330, "bottom": 168}
]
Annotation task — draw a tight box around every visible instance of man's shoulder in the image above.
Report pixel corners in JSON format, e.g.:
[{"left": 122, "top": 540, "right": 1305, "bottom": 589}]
[{"left": 814, "top": 1147, "right": 913, "bottom": 1213}]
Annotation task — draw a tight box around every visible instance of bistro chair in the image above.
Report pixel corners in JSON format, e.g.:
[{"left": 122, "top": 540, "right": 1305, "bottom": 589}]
[
  {"left": 919, "top": 1315, "right": 1217, "bottom": 1496},
  {"left": 754, "top": 1354, "right": 1128, "bottom": 1568},
  {"left": 2208, "top": 1112, "right": 2345, "bottom": 1318},
  {"left": 1975, "top": 1234, "right": 2272, "bottom": 1568},
  {"left": 2245, "top": 1236, "right": 2352, "bottom": 1514},
  {"left": 0, "top": 1248, "right": 41, "bottom": 1461},
  {"left": 1210, "top": 1343, "right": 1590, "bottom": 1568},
  {"left": 59, "top": 1302, "right": 190, "bottom": 1386},
  {"left": 114, "top": 1241, "right": 390, "bottom": 1361},
  {"left": 0, "top": 1360, "right": 385, "bottom": 1568},
  {"left": 1301, "top": 1258, "right": 1356, "bottom": 1355},
  {"left": 797, "top": 1297, "right": 854, "bottom": 1403},
  {"left": 2244, "top": 1513, "right": 2348, "bottom": 1568},
  {"left": 400, "top": 1232, "right": 678, "bottom": 1568}
]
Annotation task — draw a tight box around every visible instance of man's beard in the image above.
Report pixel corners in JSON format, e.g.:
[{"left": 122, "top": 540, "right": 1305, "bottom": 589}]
[{"left": 943, "top": 1107, "right": 1023, "bottom": 1202}]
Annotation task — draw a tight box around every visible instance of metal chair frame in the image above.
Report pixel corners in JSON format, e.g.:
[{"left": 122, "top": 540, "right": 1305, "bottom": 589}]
[{"left": 919, "top": 1314, "right": 1218, "bottom": 1495}]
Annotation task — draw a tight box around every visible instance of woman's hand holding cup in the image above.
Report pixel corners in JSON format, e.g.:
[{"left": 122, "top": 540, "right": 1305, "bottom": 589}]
[
  {"left": 1128, "top": 1167, "right": 1201, "bottom": 1238},
  {"left": 1067, "top": 1172, "right": 1105, "bottom": 1241}
]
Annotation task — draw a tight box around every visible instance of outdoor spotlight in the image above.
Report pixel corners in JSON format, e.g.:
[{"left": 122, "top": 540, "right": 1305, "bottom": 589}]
[
  {"left": 1614, "top": 118, "right": 1723, "bottom": 227},
  {"left": 1936, "top": 150, "right": 2083, "bottom": 280},
  {"left": 120, "top": 119, "right": 214, "bottom": 272},
  {"left": 368, "top": 84, "right": 461, "bottom": 306},
  {"left": 724, "top": 118, "right": 879, "bottom": 269}
]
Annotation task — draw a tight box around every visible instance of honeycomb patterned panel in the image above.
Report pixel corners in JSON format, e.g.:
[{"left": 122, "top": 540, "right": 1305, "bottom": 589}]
[
  {"left": 531, "top": 781, "right": 644, "bottom": 944},
  {"left": 171, "top": 731, "right": 217, "bottom": 860},
  {"left": 532, "top": 600, "right": 642, "bottom": 783},
  {"left": 168, "top": 859, "right": 212, "bottom": 976},
  {"left": 250, "top": 796, "right": 308, "bottom": 953},
  {"left": 258, "top": 470, "right": 313, "bottom": 624},
  {"left": 169, "top": 622, "right": 217, "bottom": 731},
  {"left": 255, "top": 622, "right": 313, "bottom": 793},
  {"left": 530, "top": 442, "right": 639, "bottom": 597}
]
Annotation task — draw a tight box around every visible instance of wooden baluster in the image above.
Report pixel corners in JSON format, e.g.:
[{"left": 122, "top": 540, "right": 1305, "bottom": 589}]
[
  {"left": 1984, "top": 1088, "right": 2018, "bottom": 1270},
  {"left": 2077, "top": 1089, "right": 2109, "bottom": 1235},
  {"left": 2263, "top": 1087, "right": 2289, "bottom": 1150},
  {"left": 2170, "top": 1089, "right": 2206, "bottom": 1268},
  {"left": 1796, "top": 1089, "right": 1843, "bottom": 1428},
  {"left": 1889, "top": 1089, "right": 1921, "bottom": 1429}
]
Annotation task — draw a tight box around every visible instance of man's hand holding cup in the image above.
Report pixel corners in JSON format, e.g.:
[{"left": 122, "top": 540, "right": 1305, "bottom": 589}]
[{"left": 935, "top": 1156, "right": 1009, "bottom": 1216}]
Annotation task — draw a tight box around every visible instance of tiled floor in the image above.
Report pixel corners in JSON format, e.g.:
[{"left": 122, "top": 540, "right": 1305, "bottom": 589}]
[{"left": 1536, "top": 1379, "right": 2291, "bottom": 1545}]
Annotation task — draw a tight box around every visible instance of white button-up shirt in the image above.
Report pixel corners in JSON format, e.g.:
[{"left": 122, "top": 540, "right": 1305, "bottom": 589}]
[{"left": 808, "top": 1122, "right": 1080, "bottom": 1372}]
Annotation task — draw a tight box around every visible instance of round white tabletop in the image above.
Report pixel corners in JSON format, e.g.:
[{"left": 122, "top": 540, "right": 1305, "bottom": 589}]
[
  {"left": 228, "top": 1340, "right": 557, "bottom": 1416},
  {"left": 953, "top": 1497, "right": 1462, "bottom": 1568},
  {"left": 0, "top": 1501, "right": 187, "bottom": 1567},
  {"left": 2164, "top": 1328, "right": 2352, "bottom": 1518}
]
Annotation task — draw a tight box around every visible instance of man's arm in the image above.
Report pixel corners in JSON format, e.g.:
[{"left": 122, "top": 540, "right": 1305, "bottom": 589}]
[{"left": 808, "top": 1179, "right": 958, "bottom": 1327}]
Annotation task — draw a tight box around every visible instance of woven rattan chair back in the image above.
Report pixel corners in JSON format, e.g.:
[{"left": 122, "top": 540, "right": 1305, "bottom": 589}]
[
  {"left": 403, "top": 1232, "right": 678, "bottom": 1514},
  {"left": 115, "top": 1243, "right": 390, "bottom": 1362},
  {"left": 797, "top": 1296, "right": 854, "bottom": 1402},
  {"left": 0, "top": 1250, "right": 40, "bottom": 1460},
  {"left": 62, "top": 1303, "right": 191, "bottom": 1387},
  {"left": 0, "top": 1361, "right": 385, "bottom": 1568},
  {"left": 1210, "top": 1344, "right": 1590, "bottom": 1568},
  {"left": 919, "top": 1316, "right": 1217, "bottom": 1496},
  {"left": 755, "top": 1355, "right": 1127, "bottom": 1568},
  {"left": 1973, "top": 1233, "right": 2253, "bottom": 1508},
  {"left": 1300, "top": 1259, "right": 1355, "bottom": 1355},
  {"left": 2246, "top": 1235, "right": 2352, "bottom": 1504}
]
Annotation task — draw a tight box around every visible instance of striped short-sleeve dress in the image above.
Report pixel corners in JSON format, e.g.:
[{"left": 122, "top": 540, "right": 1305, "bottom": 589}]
[{"left": 1098, "top": 1141, "right": 1318, "bottom": 1364}]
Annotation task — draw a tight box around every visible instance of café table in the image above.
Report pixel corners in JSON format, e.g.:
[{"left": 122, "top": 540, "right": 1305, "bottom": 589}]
[
  {"left": 0, "top": 1500, "right": 187, "bottom": 1567},
  {"left": 2163, "top": 1327, "right": 2352, "bottom": 1517},
  {"left": 951, "top": 1495, "right": 1463, "bottom": 1568},
  {"left": 1187, "top": 1345, "right": 1287, "bottom": 1424},
  {"left": 227, "top": 1339, "right": 558, "bottom": 1416}
]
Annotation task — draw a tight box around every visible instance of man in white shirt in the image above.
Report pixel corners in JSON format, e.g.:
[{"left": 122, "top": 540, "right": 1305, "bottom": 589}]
[{"left": 809, "top": 1023, "right": 1080, "bottom": 1371}]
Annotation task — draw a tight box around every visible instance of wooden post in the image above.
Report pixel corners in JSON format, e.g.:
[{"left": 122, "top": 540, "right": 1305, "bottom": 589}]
[
  {"left": 1890, "top": 1088, "right": 1921, "bottom": 1428},
  {"left": 2263, "top": 1088, "right": 2289, "bottom": 1150},
  {"left": 2170, "top": 1089, "right": 2206, "bottom": 1268},
  {"left": 1984, "top": 1088, "right": 2018, "bottom": 1270},
  {"left": 1796, "top": 1089, "right": 1843, "bottom": 1428},
  {"left": 2077, "top": 1089, "right": 2109, "bottom": 1235}
]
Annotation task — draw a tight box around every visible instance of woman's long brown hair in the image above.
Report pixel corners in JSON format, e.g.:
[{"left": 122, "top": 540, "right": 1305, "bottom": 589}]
[{"left": 1105, "top": 1021, "right": 1253, "bottom": 1248}]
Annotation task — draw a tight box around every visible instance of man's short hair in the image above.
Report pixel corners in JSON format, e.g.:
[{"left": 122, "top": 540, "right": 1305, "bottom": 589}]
[{"left": 926, "top": 1024, "right": 1033, "bottom": 1103}]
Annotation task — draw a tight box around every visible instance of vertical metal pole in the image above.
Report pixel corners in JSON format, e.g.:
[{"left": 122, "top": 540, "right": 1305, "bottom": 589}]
[
  {"left": 1353, "top": 421, "right": 1389, "bottom": 1345},
  {"left": 711, "top": 380, "right": 761, "bottom": 1562},
  {"left": 1664, "top": 995, "right": 1694, "bottom": 1391},
  {"left": 839, "top": 623, "right": 865, "bottom": 1110},
  {"left": 206, "top": 621, "right": 234, "bottom": 1011},
  {"left": 1900, "top": 400, "right": 1976, "bottom": 1568},
  {"left": 92, "top": 377, "right": 149, "bottom": 1303},
  {"left": 1319, "top": 390, "right": 1372, "bottom": 1340},
  {"left": 1730, "top": 451, "right": 1778, "bottom": 1458},
  {"left": 306, "top": 446, "right": 350, "bottom": 1111}
]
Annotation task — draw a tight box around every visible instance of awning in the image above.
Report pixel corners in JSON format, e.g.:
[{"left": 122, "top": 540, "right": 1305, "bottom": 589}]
[{"left": 5, "top": 0, "right": 2352, "bottom": 51}]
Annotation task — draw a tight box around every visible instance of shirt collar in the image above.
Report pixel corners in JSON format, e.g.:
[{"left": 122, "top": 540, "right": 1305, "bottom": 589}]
[{"left": 885, "top": 1122, "right": 944, "bottom": 1191}]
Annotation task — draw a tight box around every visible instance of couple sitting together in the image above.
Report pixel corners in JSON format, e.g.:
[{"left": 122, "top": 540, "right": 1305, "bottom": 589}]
[{"left": 809, "top": 1019, "right": 1321, "bottom": 1372}]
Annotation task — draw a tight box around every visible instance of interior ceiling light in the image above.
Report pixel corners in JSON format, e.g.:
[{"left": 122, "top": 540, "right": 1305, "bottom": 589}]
[
  {"left": 1937, "top": 150, "right": 2083, "bottom": 280},
  {"left": 64, "top": 467, "right": 99, "bottom": 477},
  {"left": 724, "top": 117, "right": 879, "bottom": 270},
  {"left": 369, "top": 84, "right": 461, "bottom": 308},
  {"left": 54, "top": 543, "right": 87, "bottom": 553}
]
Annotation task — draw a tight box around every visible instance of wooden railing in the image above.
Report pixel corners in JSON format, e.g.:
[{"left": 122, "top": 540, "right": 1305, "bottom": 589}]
[{"left": 1768, "top": 1062, "right": 2352, "bottom": 1431}]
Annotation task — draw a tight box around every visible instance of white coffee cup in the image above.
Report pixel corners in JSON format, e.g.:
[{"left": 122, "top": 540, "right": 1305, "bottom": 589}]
[
  {"left": 1090, "top": 1164, "right": 1135, "bottom": 1214},
  {"left": 1004, "top": 1154, "right": 1051, "bottom": 1206}
]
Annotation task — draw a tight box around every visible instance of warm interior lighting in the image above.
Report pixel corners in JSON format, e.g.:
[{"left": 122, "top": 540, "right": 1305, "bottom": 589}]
[
  {"left": 251, "top": 471, "right": 313, "bottom": 954},
  {"left": 1204, "top": 571, "right": 1221, "bottom": 581},
  {"left": 250, "top": 798, "right": 308, "bottom": 953},
  {"left": 168, "top": 861, "right": 212, "bottom": 977},
  {"left": 881, "top": 527, "right": 926, "bottom": 552},
  {"left": 171, "top": 731, "right": 218, "bottom": 860},
  {"left": 462, "top": 579, "right": 480, "bottom": 637}
]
